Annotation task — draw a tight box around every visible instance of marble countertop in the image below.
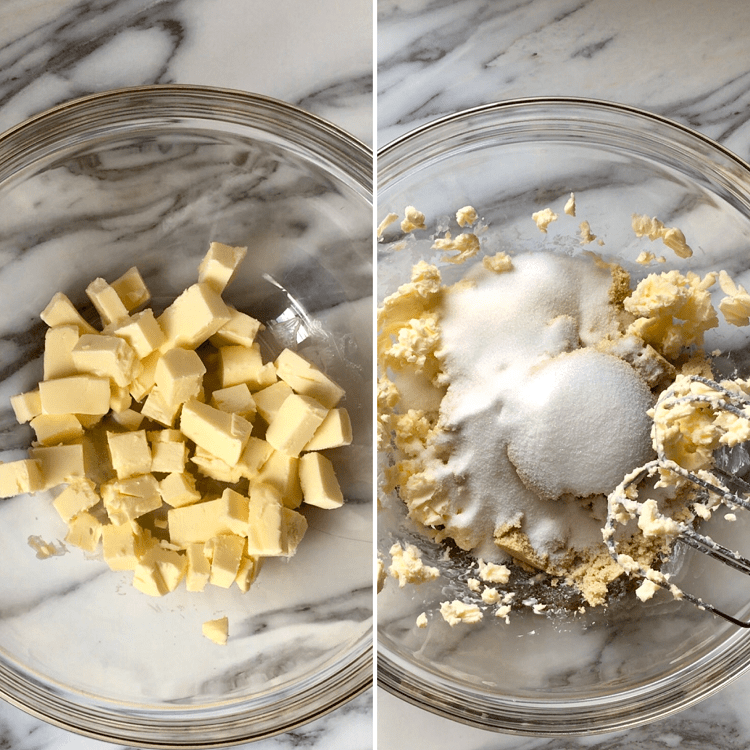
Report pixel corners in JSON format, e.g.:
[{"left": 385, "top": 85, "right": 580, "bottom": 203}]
[
  {"left": 377, "top": 0, "right": 750, "bottom": 748},
  {"left": 0, "top": 1, "right": 373, "bottom": 749}
]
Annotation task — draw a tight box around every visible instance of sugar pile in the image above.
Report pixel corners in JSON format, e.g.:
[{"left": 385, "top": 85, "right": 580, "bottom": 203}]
[{"left": 425, "top": 252, "right": 655, "bottom": 563}]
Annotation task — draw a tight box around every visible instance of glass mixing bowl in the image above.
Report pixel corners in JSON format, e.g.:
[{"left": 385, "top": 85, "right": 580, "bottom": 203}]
[
  {"left": 0, "top": 84, "right": 372, "bottom": 747},
  {"left": 377, "top": 97, "right": 750, "bottom": 735}
]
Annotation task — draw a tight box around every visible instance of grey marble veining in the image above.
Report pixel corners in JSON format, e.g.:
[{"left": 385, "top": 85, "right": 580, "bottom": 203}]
[{"left": 377, "top": 0, "right": 750, "bottom": 747}]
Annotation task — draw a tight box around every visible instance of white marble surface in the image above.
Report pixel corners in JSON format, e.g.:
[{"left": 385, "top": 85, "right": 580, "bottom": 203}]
[
  {"left": 0, "top": 1, "right": 373, "bottom": 749},
  {"left": 377, "top": 0, "right": 750, "bottom": 747}
]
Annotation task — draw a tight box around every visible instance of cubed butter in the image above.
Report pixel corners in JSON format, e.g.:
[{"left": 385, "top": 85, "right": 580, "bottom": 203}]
[
  {"left": 209, "top": 307, "right": 263, "bottom": 347},
  {"left": 40, "top": 292, "right": 96, "bottom": 334},
  {"left": 154, "top": 347, "right": 206, "bottom": 406},
  {"left": 158, "top": 471, "right": 202, "bottom": 508},
  {"left": 210, "top": 383, "right": 256, "bottom": 419},
  {"left": 65, "top": 510, "right": 102, "bottom": 552},
  {"left": 202, "top": 616, "right": 228, "bottom": 645},
  {"left": 52, "top": 477, "right": 99, "bottom": 523},
  {"left": 180, "top": 399, "right": 252, "bottom": 466},
  {"left": 29, "top": 444, "right": 86, "bottom": 490},
  {"left": 185, "top": 542, "right": 211, "bottom": 591},
  {"left": 150, "top": 440, "right": 188, "bottom": 474},
  {"left": 253, "top": 450, "right": 302, "bottom": 508},
  {"left": 237, "top": 437, "right": 274, "bottom": 481},
  {"left": 274, "top": 349, "right": 344, "bottom": 408},
  {"left": 246, "top": 483, "right": 283, "bottom": 556},
  {"left": 265, "top": 394, "right": 328, "bottom": 457},
  {"left": 111, "top": 266, "right": 150, "bottom": 311},
  {"left": 198, "top": 242, "right": 247, "bottom": 293},
  {"left": 304, "top": 408, "right": 353, "bottom": 451},
  {"left": 281, "top": 507, "right": 308, "bottom": 556},
  {"left": 158, "top": 282, "right": 231, "bottom": 351},
  {"left": 299, "top": 452, "right": 344, "bottom": 509},
  {"left": 133, "top": 545, "right": 187, "bottom": 596},
  {"left": 110, "top": 309, "right": 165, "bottom": 359},
  {"left": 30, "top": 413, "right": 84, "bottom": 446},
  {"left": 205, "top": 533, "right": 245, "bottom": 588},
  {"left": 190, "top": 445, "right": 244, "bottom": 483},
  {"left": 10, "top": 390, "right": 41, "bottom": 424},
  {"left": 253, "top": 381, "right": 293, "bottom": 424},
  {"left": 140, "top": 386, "right": 182, "bottom": 427},
  {"left": 101, "top": 474, "right": 162, "bottom": 525},
  {"left": 39, "top": 375, "right": 111, "bottom": 416},
  {"left": 217, "top": 344, "right": 263, "bottom": 388},
  {"left": 0, "top": 459, "right": 43, "bottom": 497},
  {"left": 71, "top": 333, "right": 140, "bottom": 388},
  {"left": 86, "top": 277, "right": 129, "bottom": 326},
  {"left": 235, "top": 555, "right": 262, "bottom": 592},
  {"left": 101, "top": 521, "right": 151, "bottom": 571},
  {"left": 43, "top": 325, "right": 80, "bottom": 380},
  {"left": 107, "top": 430, "right": 152, "bottom": 479},
  {"left": 168, "top": 489, "right": 249, "bottom": 546}
]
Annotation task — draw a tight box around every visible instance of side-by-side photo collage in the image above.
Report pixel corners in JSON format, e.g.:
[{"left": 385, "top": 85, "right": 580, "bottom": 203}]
[{"left": 0, "top": 1, "right": 749, "bottom": 749}]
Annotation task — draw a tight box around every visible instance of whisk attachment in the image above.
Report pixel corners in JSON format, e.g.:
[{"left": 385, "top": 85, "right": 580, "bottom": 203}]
[{"left": 605, "top": 375, "right": 750, "bottom": 628}]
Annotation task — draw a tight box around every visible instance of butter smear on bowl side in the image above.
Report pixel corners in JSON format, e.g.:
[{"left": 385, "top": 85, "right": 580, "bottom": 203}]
[{"left": 1, "top": 242, "right": 352, "bottom": 643}]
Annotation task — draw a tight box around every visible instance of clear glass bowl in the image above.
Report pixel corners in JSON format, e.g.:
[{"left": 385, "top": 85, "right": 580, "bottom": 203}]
[
  {"left": 377, "top": 98, "right": 750, "bottom": 735},
  {"left": 0, "top": 84, "right": 372, "bottom": 747}
]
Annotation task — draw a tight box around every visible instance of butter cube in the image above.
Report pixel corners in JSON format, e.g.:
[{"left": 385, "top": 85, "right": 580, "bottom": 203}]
[
  {"left": 110, "top": 309, "right": 165, "bottom": 358},
  {"left": 185, "top": 542, "right": 211, "bottom": 591},
  {"left": 29, "top": 444, "right": 86, "bottom": 489},
  {"left": 52, "top": 477, "right": 99, "bottom": 523},
  {"left": 235, "top": 555, "right": 262, "bottom": 592},
  {"left": 10, "top": 390, "right": 42, "bottom": 424},
  {"left": 299, "top": 452, "right": 344, "bottom": 509},
  {"left": 147, "top": 429, "right": 184, "bottom": 443},
  {"left": 198, "top": 242, "right": 247, "bottom": 293},
  {"left": 150, "top": 440, "right": 187, "bottom": 474},
  {"left": 111, "top": 266, "right": 150, "bottom": 311},
  {"left": 107, "top": 430, "right": 152, "bottom": 479},
  {"left": 140, "top": 386, "right": 181, "bottom": 427},
  {"left": 40, "top": 292, "right": 96, "bottom": 334},
  {"left": 101, "top": 474, "right": 162, "bottom": 525},
  {"left": 252, "top": 381, "right": 293, "bottom": 424},
  {"left": 190, "top": 445, "right": 244, "bottom": 483},
  {"left": 110, "top": 408, "right": 144, "bottom": 431},
  {"left": 237, "top": 437, "right": 274, "bottom": 481},
  {"left": 202, "top": 616, "right": 228, "bottom": 645},
  {"left": 281, "top": 507, "right": 308, "bottom": 556},
  {"left": 110, "top": 383, "right": 132, "bottom": 413},
  {"left": 65, "top": 511, "right": 102, "bottom": 552},
  {"left": 44, "top": 325, "right": 80, "bottom": 380},
  {"left": 209, "top": 307, "right": 263, "bottom": 347},
  {"left": 168, "top": 489, "right": 249, "bottom": 546},
  {"left": 154, "top": 348, "right": 206, "bottom": 406},
  {"left": 246, "top": 484, "right": 283, "bottom": 556},
  {"left": 210, "top": 383, "right": 256, "bottom": 419},
  {"left": 133, "top": 545, "right": 187, "bottom": 596},
  {"left": 218, "top": 344, "right": 263, "bottom": 388},
  {"left": 254, "top": 450, "right": 302, "bottom": 509},
  {"left": 180, "top": 399, "right": 252, "bottom": 466},
  {"left": 158, "top": 283, "right": 231, "bottom": 351},
  {"left": 30, "top": 414, "right": 84, "bottom": 446},
  {"left": 71, "top": 333, "right": 140, "bottom": 388},
  {"left": 101, "top": 521, "right": 151, "bottom": 571},
  {"left": 274, "top": 349, "right": 344, "bottom": 408},
  {"left": 205, "top": 534, "right": 246, "bottom": 588},
  {"left": 86, "top": 277, "right": 129, "bottom": 326},
  {"left": 158, "top": 471, "right": 201, "bottom": 508},
  {"left": 265, "top": 394, "right": 328, "bottom": 457},
  {"left": 0, "top": 459, "right": 43, "bottom": 497},
  {"left": 304, "top": 408, "right": 353, "bottom": 451},
  {"left": 129, "top": 350, "right": 160, "bottom": 401},
  {"left": 39, "top": 375, "right": 111, "bottom": 416}
]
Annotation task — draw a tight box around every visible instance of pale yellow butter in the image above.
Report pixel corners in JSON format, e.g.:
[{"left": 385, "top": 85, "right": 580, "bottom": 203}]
[
  {"left": 253, "top": 381, "right": 293, "bottom": 424},
  {"left": 158, "top": 471, "right": 201, "bottom": 508},
  {"left": 71, "top": 333, "right": 140, "bottom": 388},
  {"left": 40, "top": 292, "right": 96, "bottom": 334},
  {"left": 43, "top": 325, "right": 80, "bottom": 380},
  {"left": 101, "top": 521, "right": 151, "bottom": 571},
  {"left": 158, "top": 282, "right": 231, "bottom": 351},
  {"left": 202, "top": 616, "right": 228, "bottom": 645},
  {"left": 154, "top": 347, "right": 206, "bottom": 406},
  {"left": 274, "top": 349, "right": 344, "bottom": 409},
  {"left": 205, "top": 533, "right": 245, "bottom": 588},
  {"left": 185, "top": 542, "right": 211, "bottom": 591},
  {"left": 29, "top": 444, "right": 85, "bottom": 489},
  {"left": 150, "top": 440, "right": 188, "bottom": 474},
  {"left": 30, "top": 413, "right": 83, "bottom": 446},
  {"left": 0, "top": 459, "right": 43, "bottom": 497},
  {"left": 299, "top": 452, "right": 344, "bottom": 509},
  {"left": 180, "top": 399, "right": 252, "bottom": 466},
  {"left": 198, "top": 242, "right": 248, "bottom": 293},
  {"left": 10, "top": 390, "right": 41, "bottom": 424},
  {"left": 304, "top": 408, "right": 353, "bottom": 451},
  {"left": 266, "top": 394, "right": 328, "bottom": 457},
  {"left": 52, "top": 477, "right": 99, "bottom": 523},
  {"left": 65, "top": 511, "right": 102, "bottom": 552},
  {"left": 107, "top": 430, "right": 152, "bottom": 479},
  {"left": 210, "top": 383, "right": 256, "bottom": 419},
  {"left": 101, "top": 474, "right": 162, "bottom": 525},
  {"left": 168, "top": 489, "right": 249, "bottom": 546},
  {"left": 245, "top": 483, "right": 283, "bottom": 556},
  {"left": 111, "top": 266, "right": 150, "bottom": 312},
  {"left": 109, "top": 309, "right": 165, "bottom": 359},
  {"left": 210, "top": 307, "right": 263, "bottom": 347},
  {"left": 39, "top": 375, "right": 111, "bottom": 416},
  {"left": 254, "top": 450, "right": 302, "bottom": 508}
]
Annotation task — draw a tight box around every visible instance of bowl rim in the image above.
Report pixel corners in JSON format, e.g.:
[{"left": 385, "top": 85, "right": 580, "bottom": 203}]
[
  {"left": 0, "top": 83, "right": 373, "bottom": 746},
  {"left": 376, "top": 96, "right": 750, "bottom": 736}
]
